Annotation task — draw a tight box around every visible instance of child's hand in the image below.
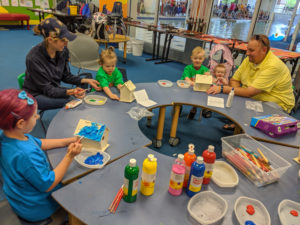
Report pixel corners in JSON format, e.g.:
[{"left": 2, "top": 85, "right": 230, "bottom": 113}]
[
  {"left": 190, "top": 81, "right": 195, "bottom": 86},
  {"left": 110, "top": 94, "right": 120, "bottom": 101},
  {"left": 67, "top": 142, "right": 82, "bottom": 158},
  {"left": 117, "top": 84, "right": 123, "bottom": 90}
]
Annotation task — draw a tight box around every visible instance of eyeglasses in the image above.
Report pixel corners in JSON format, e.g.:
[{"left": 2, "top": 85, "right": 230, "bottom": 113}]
[{"left": 254, "top": 34, "right": 267, "bottom": 47}]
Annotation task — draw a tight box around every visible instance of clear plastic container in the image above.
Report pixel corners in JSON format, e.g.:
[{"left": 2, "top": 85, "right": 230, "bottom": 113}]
[{"left": 221, "top": 134, "right": 291, "bottom": 187}]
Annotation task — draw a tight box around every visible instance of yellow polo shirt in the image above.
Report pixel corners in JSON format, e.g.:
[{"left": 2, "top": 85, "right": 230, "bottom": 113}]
[{"left": 233, "top": 51, "right": 295, "bottom": 113}]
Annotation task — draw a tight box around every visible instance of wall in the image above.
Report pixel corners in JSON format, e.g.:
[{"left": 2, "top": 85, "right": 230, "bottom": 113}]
[{"left": 0, "top": 0, "right": 53, "bottom": 25}]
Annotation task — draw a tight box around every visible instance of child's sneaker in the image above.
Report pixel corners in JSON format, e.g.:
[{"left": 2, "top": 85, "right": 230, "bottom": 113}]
[
  {"left": 202, "top": 109, "right": 212, "bottom": 118},
  {"left": 188, "top": 107, "right": 197, "bottom": 120}
]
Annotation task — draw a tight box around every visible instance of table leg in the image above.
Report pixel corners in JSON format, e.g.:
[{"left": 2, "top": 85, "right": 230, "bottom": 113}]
[
  {"left": 123, "top": 41, "right": 127, "bottom": 64},
  {"left": 146, "top": 109, "right": 153, "bottom": 127},
  {"left": 146, "top": 31, "right": 160, "bottom": 61},
  {"left": 68, "top": 213, "right": 84, "bottom": 225},
  {"left": 169, "top": 104, "right": 180, "bottom": 146},
  {"left": 291, "top": 58, "right": 299, "bottom": 75},
  {"left": 234, "top": 125, "right": 242, "bottom": 135},
  {"left": 153, "top": 106, "right": 166, "bottom": 148},
  {"left": 155, "top": 33, "right": 173, "bottom": 64},
  {"left": 105, "top": 43, "right": 108, "bottom": 49}
]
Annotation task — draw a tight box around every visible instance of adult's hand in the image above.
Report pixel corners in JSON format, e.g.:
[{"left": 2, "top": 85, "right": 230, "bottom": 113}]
[
  {"left": 207, "top": 85, "right": 221, "bottom": 95},
  {"left": 74, "top": 87, "right": 85, "bottom": 99},
  {"left": 82, "top": 79, "right": 101, "bottom": 91}
]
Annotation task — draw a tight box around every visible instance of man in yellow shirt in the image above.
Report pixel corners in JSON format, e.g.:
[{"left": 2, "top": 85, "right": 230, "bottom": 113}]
[{"left": 207, "top": 34, "right": 295, "bottom": 114}]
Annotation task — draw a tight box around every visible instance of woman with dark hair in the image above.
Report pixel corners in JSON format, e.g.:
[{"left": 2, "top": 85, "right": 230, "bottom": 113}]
[{"left": 23, "top": 17, "right": 101, "bottom": 110}]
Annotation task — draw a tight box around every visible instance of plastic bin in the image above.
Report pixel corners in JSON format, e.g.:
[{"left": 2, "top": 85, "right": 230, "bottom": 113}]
[
  {"left": 126, "top": 40, "right": 133, "bottom": 54},
  {"left": 221, "top": 134, "right": 291, "bottom": 187},
  {"left": 132, "top": 39, "right": 144, "bottom": 56},
  {"left": 118, "top": 42, "right": 124, "bottom": 51}
]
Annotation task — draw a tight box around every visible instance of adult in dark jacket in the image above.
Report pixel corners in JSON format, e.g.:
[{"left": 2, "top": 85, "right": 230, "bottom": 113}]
[{"left": 23, "top": 18, "right": 100, "bottom": 110}]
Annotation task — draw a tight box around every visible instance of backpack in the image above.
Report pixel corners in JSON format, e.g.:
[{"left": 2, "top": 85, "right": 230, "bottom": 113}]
[{"left": 208, "top": 44, "right": 234, "bottom": 79}]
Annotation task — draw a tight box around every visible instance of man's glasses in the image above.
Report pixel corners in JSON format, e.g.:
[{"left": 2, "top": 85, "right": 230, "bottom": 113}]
[{"left": 254, "top": 34, "right": 267, "bottom": 47}]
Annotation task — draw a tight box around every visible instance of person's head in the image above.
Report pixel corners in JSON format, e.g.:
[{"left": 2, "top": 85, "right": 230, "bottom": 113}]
[
  {"left": 0, "top": 89, "right": 39, "bottom": 133},
  {"left": 33, "top": 17, "right": 76, "bottom": 52},
  {"left": 99, "top": 46, "right": 117, "bottom": 75},
  {"left": 246, "top": 34, "right": 270, "bottom": 64},
  {"left": 214, "top": 64, "right": 226, "bottom": 78},
  {"left": 191, "top": 46, "right": 206, "bottom": 67}
]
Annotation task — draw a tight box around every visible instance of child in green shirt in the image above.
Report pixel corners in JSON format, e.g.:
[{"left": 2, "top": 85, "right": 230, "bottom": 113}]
[
  {"left": 181, "top": 47, "right": 211, "bottom": 119},
  {"left": 94, "top": 47, "right": 124, "bottom": 100}
]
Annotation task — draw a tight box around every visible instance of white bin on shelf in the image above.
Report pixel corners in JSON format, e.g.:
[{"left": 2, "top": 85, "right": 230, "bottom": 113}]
[
  {"left": 132, "top": 39, "right": 144, "bottom": 56},
  {"left": 118, "top": 42, "right": 124, "bottom": 51}
]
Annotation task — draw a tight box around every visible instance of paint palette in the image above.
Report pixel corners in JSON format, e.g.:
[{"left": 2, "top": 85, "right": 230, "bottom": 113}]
[
  {"left": 278, "top": 199, "right": 300, "bottom": 225},
  {"left": 84, "top": 95, "right": 107, "bottom": 106},
  {"left": 211, "top": 161, "right": 239, "bottom": 188},
  {"left": 177, "top": 80, "right": 190, "bottom": 88},
  {"left": 74, "top": 149, "right": 110, "bottom": 169},
  {"left": 187, "top": 191, "right": 228, "bottom": 225},
  {"left": 234, "top": 196, "right": 271, "bottom": 225},
  {"left": 157, "top": 80, "right": 173, "bottom": 87}
]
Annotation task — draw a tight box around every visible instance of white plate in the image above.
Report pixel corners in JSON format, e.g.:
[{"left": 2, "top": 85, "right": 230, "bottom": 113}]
[
  {"left": 278, "top": 199, "right": 300, "bottom": 225},
  {"left": 74, "top": 149, "right": 110, "bottom": 169},
  {"left": 84, "top": 95, "right": 107, "bottom": 105},
  {"left": 187, "top": 191, "right": 228, "bottom": 225},
  {"left": 158, "top": 80, "right": 173, "bottom": 87},
  {"left": 234, "top": 196, "right": 271, "bottom": 225},
  {"left": 177, "top": 80, "right": 190, "bottom": 88},
  {"left": 211, "top": 161, "right": 239, "bottom": 188}
]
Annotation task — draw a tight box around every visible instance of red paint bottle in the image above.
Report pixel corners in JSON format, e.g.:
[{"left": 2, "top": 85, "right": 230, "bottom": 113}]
[{"left": 202, "top": 145, "right": 216, "bottom": 184}]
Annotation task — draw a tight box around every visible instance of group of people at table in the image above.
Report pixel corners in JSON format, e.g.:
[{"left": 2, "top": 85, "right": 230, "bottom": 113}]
[{"left": 0, "top": 17, "right": 296, "bottom": 223}]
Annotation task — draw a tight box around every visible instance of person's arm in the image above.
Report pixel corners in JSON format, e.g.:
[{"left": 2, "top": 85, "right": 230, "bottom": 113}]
[
  {"left": 46, "top": 142, "right": 82, "bottom": 192},
  {"left": 103, "top": 86, "right": 119, "bottom": 100},
  {"left": 117, "top": 84, "right": 123, "bottom": 89},
  {"left": 81, "top": 78, "right": 101, "bottom": 91},
  {"left": 40, "top": 136, "right": 78, "bottom": 150},
  {"left": 185, "top": 77, "right": 195, "bottom": 86}
]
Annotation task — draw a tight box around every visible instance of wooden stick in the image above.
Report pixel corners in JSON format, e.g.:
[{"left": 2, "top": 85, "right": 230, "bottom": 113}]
[
  {"left": 109, "top": 185, "right": 123, "bottom": 213},
  {"left": 257, "top": 147, "right": 269, "bottom": 164}
]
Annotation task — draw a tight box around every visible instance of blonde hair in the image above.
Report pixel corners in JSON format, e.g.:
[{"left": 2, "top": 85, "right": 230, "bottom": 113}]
[
  {"left": 191, "top": 46, "right": 205, "bottom": 56},
  {"left": 99, "top": 46, "right": 117, "bottom": 65},
  {"left": 214, "top": 64, "right": 226, "bottom": 73}
]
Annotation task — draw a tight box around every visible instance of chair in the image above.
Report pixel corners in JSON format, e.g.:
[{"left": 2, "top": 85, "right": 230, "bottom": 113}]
[
  {"left": 118, "top": 67, "right": 128, "bottom": 82},
  {"left": 17, "top": 73, "right": 47, "bottom": 134},
  {"left": 67, "top": 33, "right": 101, "bottom": 74}
]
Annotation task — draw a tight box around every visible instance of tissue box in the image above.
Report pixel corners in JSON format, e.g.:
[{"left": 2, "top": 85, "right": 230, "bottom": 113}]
[{"left": 250, "top": 114, "right": 300, "bottom": 138}]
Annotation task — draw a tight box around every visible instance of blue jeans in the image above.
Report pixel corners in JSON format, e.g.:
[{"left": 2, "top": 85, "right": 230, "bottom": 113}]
[{"left": 35, "top": 95, "right": 72, "bottom": 111}]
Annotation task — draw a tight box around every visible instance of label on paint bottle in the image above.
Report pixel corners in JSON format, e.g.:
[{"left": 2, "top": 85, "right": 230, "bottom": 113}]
[
  {"left": 123, "top": 178, "right": 138, "bottom": 196},
  {"left": 188, "top": 175, "right": 203, "bottom": 192},
  {"left": 169, "top": 172, "right": 184, "bottom": 190}
]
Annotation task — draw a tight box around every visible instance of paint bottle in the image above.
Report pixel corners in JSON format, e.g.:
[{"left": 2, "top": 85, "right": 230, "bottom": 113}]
[
  {"left": 226, "top": 88, "right": 235, "bottom": 108},
  {"left": 202, "top": 145, "right": 216, "bottom": 185},
  {"left": 168, "top": 154, "right": 186, "bottom": 196},
  {"left": 186, "top": 156, "right": 205, "bottom": 197},
  {"left": 140, "top": 154, "right": 157, "bottom": 196},
  {"left": 183, "top": 144, "right": 197, "bottom": 188},
  {"left": 123, "top": 158, "right": 139, "bottom": 203}
]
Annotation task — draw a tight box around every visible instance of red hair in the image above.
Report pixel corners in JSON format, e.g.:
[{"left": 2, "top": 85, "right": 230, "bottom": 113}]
[{"left": 0, "top": 89, "right": 37, "bottom": 130}]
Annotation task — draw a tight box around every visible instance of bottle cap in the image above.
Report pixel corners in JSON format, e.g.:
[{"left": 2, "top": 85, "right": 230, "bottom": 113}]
[
  {"left": 188, "top": 148, "right": 195, "bottom": 154},
  {"left": 196, "top": 156, "right": 204, "bottom": 164},
  {"left": 208, "top": 145, "right": 215, "bottom": 152},
  {"left": 178, "top": 154, "right": 184, "bottom": 161},
  {"left": 129, "top": 158, "right": 136, "bottom": 167},
  {"left": 148, "top": 154, "right": 154, "bottom": 160},
  {"left": 188, "top": 143, "right": 194, "bottom": 150}
]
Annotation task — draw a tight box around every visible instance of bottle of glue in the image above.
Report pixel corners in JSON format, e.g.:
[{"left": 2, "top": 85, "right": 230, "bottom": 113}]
[
  {"left": 226, "top": 88, "right": 234, "bottom": 108},
  {"left": 65, "top": 99, "right": 83, "bottom": 109}
]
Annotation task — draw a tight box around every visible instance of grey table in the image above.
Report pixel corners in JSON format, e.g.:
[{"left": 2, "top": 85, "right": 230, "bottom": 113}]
[
  {"left": 52, "top": 143, "right": 300, "bottom": 225},
  {"left": 46, "top": 91, "right": 151, "bottom": 183}
]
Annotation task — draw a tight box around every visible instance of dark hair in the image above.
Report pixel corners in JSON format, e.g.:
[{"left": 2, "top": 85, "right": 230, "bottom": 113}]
[
  {"left": 250, "top": 34, "right": 270, "bottom": 52},
  {"left": 0, "top": 89, "right": 37, "bottom": 130}
]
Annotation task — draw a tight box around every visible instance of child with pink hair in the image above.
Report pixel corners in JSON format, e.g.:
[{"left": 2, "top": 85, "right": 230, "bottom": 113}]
[{"left": 0, "top": 89, "right": 82, "bottom": 223}]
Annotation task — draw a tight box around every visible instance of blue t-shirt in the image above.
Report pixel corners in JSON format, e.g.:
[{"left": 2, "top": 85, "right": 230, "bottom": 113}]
[{"left": 0, "top": 134, "right": 60, "bottom": 222}]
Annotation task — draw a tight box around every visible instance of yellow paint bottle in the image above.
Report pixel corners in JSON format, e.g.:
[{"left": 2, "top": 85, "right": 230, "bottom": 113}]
[{"left": 140, "top": 154, "right": 157, "bottom": 196}]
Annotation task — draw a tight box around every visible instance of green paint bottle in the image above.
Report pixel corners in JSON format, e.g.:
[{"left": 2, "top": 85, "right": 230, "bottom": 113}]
[{"left": 123, "top": 158, "right": 139, "bottom": 203}]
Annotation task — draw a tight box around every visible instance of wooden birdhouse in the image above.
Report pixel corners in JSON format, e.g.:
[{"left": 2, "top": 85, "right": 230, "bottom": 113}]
[
  {"left": 74, "top": 119, "right": 110, "bottom": 152},
  {"left": 120, "top": 80, "right": 136, "bottom": 102},
  {"left": 193, "top": 74, "right": 213, "bottom": 92}
]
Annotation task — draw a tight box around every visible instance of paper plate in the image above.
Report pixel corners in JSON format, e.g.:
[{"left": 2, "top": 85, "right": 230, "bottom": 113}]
[
  {"left": 177, "top": 80, "right": 190, "bottom": 88},
  {"left": 187, "top": 191, "right": 228, "bottom": 225},
  {"left": 278, "top": 199, "right": 300, "bottom": 225},
  {"left": 84, "top": 95, "right": 107, "bottom": 106},
  {"left": 74, "top": 149, "right": 110, "bottom": 169},
  {"left": 211, "top": 161, "right": 239, "bottom": 188},
  {"left": 158, "top": 80, "right": 173, "bottom": 87},
  {"left": 234, "top": 196, "right": 271, "bottom": 225}
]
